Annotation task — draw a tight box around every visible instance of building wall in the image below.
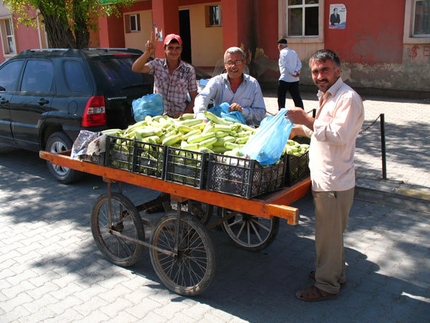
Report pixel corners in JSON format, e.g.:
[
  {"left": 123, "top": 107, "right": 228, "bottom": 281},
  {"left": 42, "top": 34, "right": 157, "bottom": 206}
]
[
  {"left": 0, "top": 7, "right": 45, "bottom": 63},
  {"left": 2, "top": 0, "right": 427, "bottom": 96},
  {"left": 124, "top": 10, "right": 153, "bottom": 52},
  {"left": 186, "top": 3, "right": 223, "bottom": 67},
  {"left": 252, "top": 0, "right": 430, "bottom": 96},
  {"left": 121, "top": 1, "right": 223, "bottom": 67}
]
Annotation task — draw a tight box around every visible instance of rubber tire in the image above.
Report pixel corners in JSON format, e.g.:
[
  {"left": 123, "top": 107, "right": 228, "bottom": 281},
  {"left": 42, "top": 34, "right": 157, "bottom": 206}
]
[
  {"left": 220, "top": 208, "right": 280, "bottom": 251},
  {"left": 45, "top": 131, "right": 84, "bottom": 184},
  {"left": 149, "top": 212, "right": 216, "bottom": 296},
  {"left": 91, "top": 193, "right": 145, "bottom": 267}
]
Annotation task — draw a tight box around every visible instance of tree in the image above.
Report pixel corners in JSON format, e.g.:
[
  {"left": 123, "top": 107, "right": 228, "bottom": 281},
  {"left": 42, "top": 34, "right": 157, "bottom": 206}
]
[{"left": 4, "top": 0, "right": 135, "bottom": 49}]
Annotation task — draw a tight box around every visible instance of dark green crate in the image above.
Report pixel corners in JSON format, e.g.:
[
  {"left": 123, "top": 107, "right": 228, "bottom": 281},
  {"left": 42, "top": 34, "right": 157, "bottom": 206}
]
[{"left": 164, "top": 147, "right": 208, "bottom": 189}]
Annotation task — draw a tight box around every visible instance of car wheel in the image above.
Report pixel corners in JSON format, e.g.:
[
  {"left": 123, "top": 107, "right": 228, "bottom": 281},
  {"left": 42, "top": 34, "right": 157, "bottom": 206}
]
[{"left": 45, "top": 131, "right": 83, "bottom": 184}]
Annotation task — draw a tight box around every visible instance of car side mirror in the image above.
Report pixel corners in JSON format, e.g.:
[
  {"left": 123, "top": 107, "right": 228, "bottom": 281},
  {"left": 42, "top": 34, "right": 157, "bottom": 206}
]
[{"left": 0, "top": 86, "right": 5, "bottom": 91}]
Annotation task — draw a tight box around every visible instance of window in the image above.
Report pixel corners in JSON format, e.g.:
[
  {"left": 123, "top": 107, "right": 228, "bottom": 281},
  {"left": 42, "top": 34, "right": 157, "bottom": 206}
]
[
  {"left": 206, "top": 5, "right": 222, "bottom": 27},
  {"left": 0, "top": 60, "right": 24, "bottom": 91},
  {"left": 64, "top": 61, "right": 88, "bottom": 94},
  {"left": 0, "top": 18, "right": 16, "bottom": 55},
  {"left": 414, "top": 0, "right": 430, "bottom": 36},
  {"left": 404, "top": 0, "right": 430, "bottom": 43},
  {"left": 287, "top": 0, "right": 319, "bottom": 36},
  {"left": 125, "top": 14, "right": 141, "bottom": 33},
  {"left": 21, "top": 60, "right": 54, "bottom": 93},
  {"left": 278, "top": 0, "right": 323, "bottom": 44}
]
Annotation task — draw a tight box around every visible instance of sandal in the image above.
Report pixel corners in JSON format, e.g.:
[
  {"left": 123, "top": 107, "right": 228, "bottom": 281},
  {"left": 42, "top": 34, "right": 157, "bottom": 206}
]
[
  {"left": 310, "top": 270, "right": 346, "bottom": 289},
  {"left": 295, "top": 285, "right": 338, "bottom": 302}
]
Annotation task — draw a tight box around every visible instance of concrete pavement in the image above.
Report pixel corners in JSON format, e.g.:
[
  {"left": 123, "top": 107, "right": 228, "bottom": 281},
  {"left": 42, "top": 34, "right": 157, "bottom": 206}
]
[{"left": 1, "top": 92, "right": 430, "bottom": 323}]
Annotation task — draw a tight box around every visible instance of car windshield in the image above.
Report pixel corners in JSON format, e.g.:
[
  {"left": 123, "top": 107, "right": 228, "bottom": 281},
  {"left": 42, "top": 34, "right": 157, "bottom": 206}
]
[{"left": 90, "top": 56, "right": 153, "bottom": 97}]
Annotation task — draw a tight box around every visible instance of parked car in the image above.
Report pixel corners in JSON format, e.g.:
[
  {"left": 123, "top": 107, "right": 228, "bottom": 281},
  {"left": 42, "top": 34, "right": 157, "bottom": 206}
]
[{"left": 0, "top": 48, "right": 211, "bottom": 184}]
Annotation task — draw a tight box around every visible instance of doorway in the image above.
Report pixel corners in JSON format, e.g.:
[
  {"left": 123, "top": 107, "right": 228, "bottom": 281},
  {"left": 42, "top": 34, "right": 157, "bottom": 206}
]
[{"left": 179, "top": 9, "right": 192, "bottom": 64}]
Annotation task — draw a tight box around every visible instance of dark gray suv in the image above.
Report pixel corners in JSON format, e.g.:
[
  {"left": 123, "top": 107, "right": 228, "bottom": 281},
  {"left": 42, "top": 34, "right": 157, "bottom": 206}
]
[{"left": 0, "top": 48, "right": 154, "bottom": 183}]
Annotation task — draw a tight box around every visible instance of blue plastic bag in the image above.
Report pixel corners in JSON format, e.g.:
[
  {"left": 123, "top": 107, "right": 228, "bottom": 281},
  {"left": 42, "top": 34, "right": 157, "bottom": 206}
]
[
  {"left": 240, "top": 108, "right": 293, "bottom": 165},
  {"left": 209, "top": 102, "right": 247, "bottom": 124},
  {"left": 132, "top": 93, "right": 164, "bottom": 122}
]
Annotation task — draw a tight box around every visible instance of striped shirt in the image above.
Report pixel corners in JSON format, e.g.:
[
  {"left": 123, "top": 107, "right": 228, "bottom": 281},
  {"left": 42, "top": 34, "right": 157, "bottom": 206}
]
[{"left": 147, "top": 58, "right": 197, "bottom": 117}]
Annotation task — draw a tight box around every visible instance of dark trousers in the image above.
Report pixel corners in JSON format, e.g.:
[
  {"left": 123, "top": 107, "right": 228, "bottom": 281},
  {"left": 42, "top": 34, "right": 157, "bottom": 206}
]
[{"left": 277, "top": 80, "right": 304, "bottom": 109}]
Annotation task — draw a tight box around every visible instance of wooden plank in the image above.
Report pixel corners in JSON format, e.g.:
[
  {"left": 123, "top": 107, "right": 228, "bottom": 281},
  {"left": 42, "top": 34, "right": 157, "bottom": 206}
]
[{"left": 40, "top": 151, "right": 310, "bottom": 225}]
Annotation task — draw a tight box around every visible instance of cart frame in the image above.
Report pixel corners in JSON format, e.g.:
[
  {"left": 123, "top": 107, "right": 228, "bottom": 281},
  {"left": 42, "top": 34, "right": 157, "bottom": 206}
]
[{"left": 39, "top": 150, "right": 311, "bottom": 296}]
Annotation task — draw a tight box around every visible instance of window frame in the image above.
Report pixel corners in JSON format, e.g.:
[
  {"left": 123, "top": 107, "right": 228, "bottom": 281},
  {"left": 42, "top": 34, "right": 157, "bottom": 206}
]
[
  {"left": 0, "top": 17, "right": 16, "bottom": 56},
  {"left": 278, "top": 0, "right": 324, "bottom": 45},
  {"left": 125, "top": 13, "right": 141, "bottom": 33},
  {"left": 404, "top": 0, "right": 430, "bottom": 43},
  {"left": 205, "top": 5, "right": 222, "bottom": 27}
]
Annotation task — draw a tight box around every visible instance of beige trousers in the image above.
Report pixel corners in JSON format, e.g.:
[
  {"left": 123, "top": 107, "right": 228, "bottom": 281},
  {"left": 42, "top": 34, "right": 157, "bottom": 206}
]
[{"left": 312, "top": 188, "right": 355, "bottom": 294}]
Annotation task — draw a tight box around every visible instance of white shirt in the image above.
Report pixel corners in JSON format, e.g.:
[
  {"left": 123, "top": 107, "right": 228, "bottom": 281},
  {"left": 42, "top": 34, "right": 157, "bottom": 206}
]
[
  {"left": 278, "top": 47, "right": 302, "bottom": 83},
  {"left": 302, "top": 77, "right": 365, "bottom": 191}
]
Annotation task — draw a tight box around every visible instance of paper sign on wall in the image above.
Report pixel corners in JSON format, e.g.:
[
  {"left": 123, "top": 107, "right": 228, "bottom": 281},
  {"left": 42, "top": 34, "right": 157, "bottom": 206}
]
[{"left": 329, "top": 4, "right": 347, "bottom": 29}]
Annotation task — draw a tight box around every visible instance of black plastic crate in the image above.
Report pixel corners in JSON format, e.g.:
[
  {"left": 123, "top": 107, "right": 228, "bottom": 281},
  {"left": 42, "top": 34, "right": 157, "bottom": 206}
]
[
  {"left": 284, "top": 136, "right": 310, "bottom": 186},
  {"left": 164, "top": 147, "right": 208, "bottom": 189},
  {"left": 134, "top": 141, "right": 166, "bottom": 178},
  {"left": 284, "top": 151, "right": 310, "bottom": 186},
  {"left": 105, "top": 136, "right": 135, "bottom": 171},
  {"left": 206, "top": 154, "right": 286, "bottom": 199}
]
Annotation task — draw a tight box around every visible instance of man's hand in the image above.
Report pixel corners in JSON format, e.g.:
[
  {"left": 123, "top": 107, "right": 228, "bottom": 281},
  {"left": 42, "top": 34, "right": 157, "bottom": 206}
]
[
  {"left": 229, "top": 103, "right": 243, "bottom": 113},
  {"left": 287, "top": 107, "right": 314, "bottom": 130},
  {"left": 145, "top": 31, "right": 156, "bottom": 56}
]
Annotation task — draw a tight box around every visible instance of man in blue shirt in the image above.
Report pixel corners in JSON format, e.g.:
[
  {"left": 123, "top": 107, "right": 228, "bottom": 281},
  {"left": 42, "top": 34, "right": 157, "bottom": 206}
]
[{"left": 194, "top": 47, "right": 266, "bottom": 127}]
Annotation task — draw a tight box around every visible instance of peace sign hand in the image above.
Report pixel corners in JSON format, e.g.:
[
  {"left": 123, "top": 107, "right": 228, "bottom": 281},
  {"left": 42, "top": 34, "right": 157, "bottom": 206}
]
[{"left": 145, "top": 31, "right": 156, "bottom": 56}]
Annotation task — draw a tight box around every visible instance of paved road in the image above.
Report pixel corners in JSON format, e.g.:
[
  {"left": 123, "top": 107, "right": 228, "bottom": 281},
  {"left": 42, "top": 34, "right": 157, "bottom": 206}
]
[{"left": 1, "top": 93, "right": 430, "bottom": 322}]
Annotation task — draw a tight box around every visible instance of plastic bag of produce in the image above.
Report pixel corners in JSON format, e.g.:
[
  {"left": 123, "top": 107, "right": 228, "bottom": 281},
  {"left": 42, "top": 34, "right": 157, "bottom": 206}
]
[
  {"left": 240, "top": 108, "right": 292, "bottom": 165},
  {"left": 209, "top": 102, "right": 246, "bottom": 124},
  {"left": 132, "top": 93, "right": 164, "bottom": 122}
]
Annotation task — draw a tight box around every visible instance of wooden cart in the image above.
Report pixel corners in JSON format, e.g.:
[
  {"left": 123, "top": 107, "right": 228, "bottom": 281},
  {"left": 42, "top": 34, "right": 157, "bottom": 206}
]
[{"left": 40, "top": 150, "right": 311, "bottom": 296}]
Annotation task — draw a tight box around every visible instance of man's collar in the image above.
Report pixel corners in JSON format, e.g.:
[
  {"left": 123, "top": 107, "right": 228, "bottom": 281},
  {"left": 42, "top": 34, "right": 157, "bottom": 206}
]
[
  {"left": 318, "top": 77, "right": 343, "bottom": 98},
  {"left": 223, "top": 73, "right": 246, "bottom": 83}
]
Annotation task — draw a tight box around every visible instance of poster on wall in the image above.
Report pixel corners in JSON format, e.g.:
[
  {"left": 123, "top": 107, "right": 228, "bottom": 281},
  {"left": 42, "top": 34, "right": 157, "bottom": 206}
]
[{"left": 329, "top": 4, "right": 347, "bottom": 29}]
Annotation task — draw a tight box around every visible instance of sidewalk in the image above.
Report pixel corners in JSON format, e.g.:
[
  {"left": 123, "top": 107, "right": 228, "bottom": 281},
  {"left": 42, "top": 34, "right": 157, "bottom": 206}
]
[{"left": 263, "top": 91, "right": 430, "bottom": 200}]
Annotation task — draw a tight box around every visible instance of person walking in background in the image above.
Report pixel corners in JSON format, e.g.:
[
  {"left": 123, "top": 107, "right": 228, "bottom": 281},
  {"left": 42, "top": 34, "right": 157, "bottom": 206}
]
[
  {"left": 277, "top": 38, "right": 304, "bottom": 110},
  {"left": 132, "top": 33, "right": 198, "bottom": 118},
  {"left": 287, "top": 49, "right": 364, "bottom": 302},
  {"left": 194, "top": 47, "right": 266, "bottom": 127}
]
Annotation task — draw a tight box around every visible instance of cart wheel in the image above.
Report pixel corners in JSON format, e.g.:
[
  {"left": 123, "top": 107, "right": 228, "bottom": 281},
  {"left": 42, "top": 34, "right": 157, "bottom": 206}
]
[
  {"left": 91, "top": 193, "right": 145, "bottom": 267},
  {"left": 149, "top": 212, "right": 216, "bottom": 296},
  {"left": 220, "top": 208, "right": 280, "bottom": 251}
]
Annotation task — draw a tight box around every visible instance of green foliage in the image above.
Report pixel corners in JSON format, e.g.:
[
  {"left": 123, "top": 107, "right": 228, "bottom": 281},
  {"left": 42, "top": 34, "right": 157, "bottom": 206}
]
[{"left": 4, "top": 0, "right": 135, "bottom": 48}]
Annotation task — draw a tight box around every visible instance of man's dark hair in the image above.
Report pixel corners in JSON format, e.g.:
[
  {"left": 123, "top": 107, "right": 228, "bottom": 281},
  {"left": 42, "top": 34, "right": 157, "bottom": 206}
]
[{"left": 309, "top": 49, "right": 341, "bottom": 68}]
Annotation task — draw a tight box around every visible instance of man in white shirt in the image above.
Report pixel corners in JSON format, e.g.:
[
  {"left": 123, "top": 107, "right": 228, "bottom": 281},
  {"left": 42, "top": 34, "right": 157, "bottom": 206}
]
[
  {"left": 287, "top": 49, "right": 365, "bottom": 302},
  {"left": 277, "top": 38, "right": 304, "bottom": 110}
]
